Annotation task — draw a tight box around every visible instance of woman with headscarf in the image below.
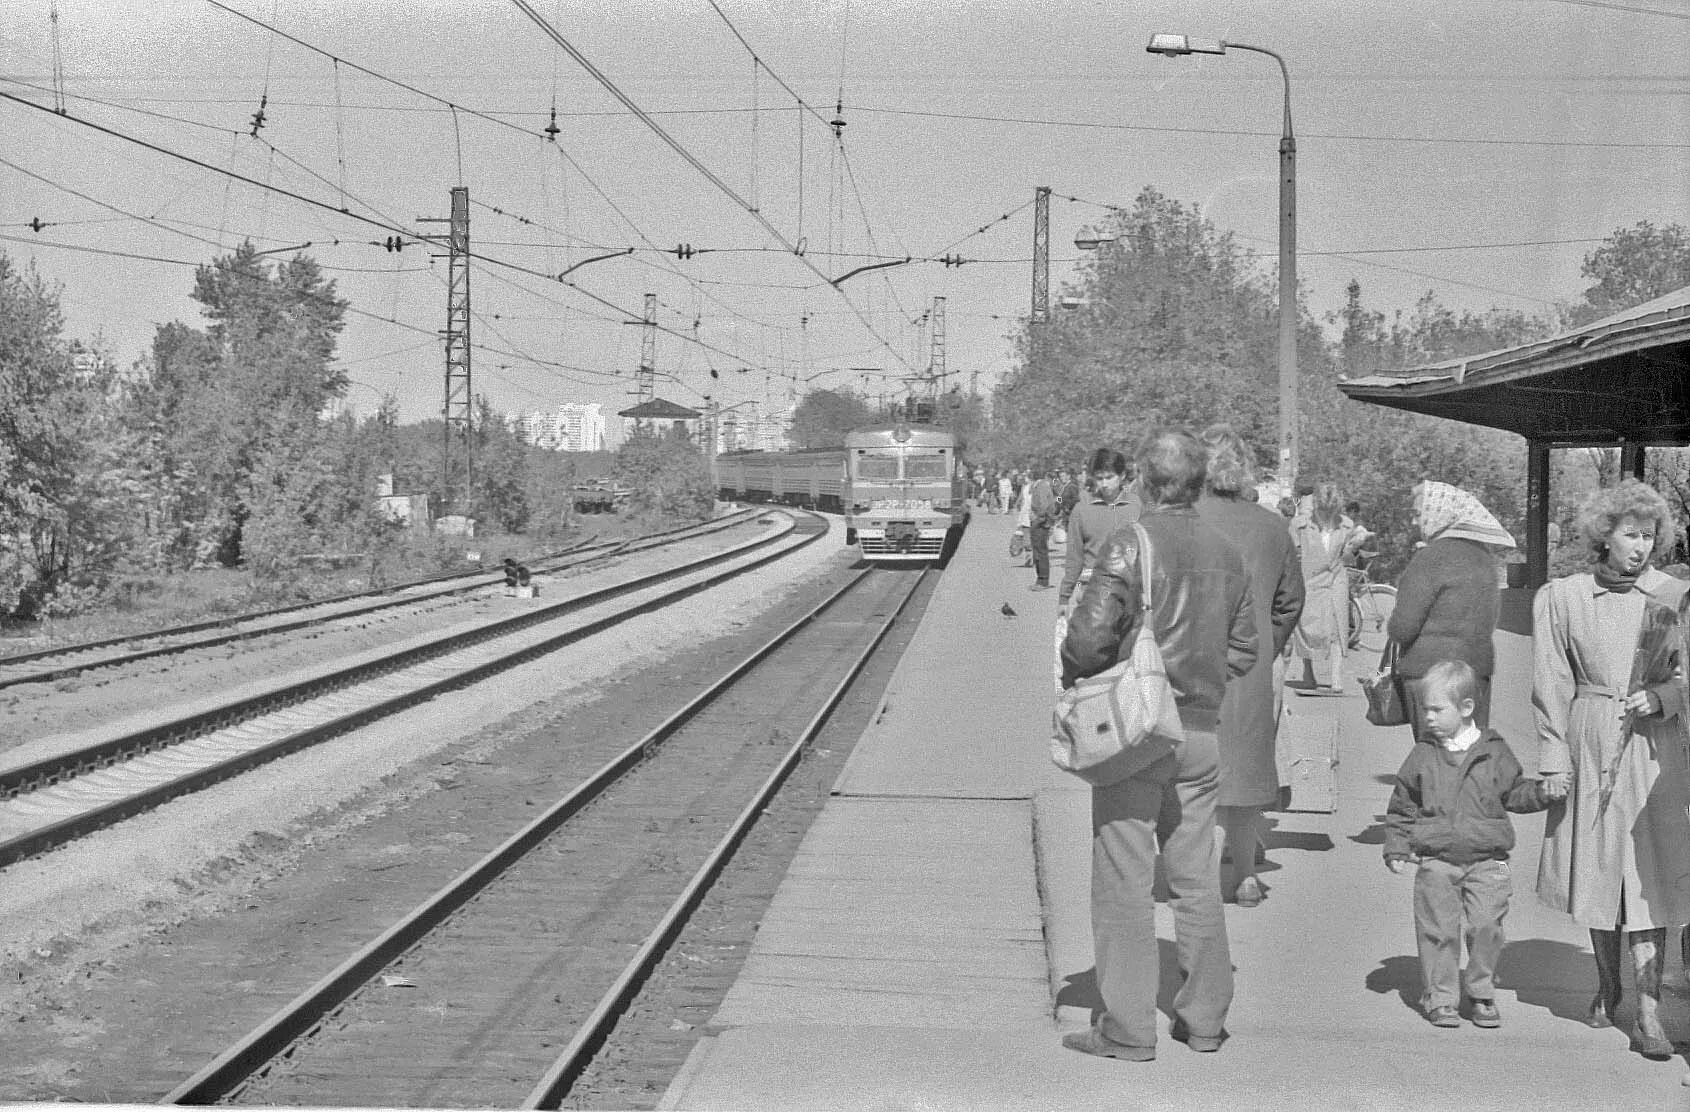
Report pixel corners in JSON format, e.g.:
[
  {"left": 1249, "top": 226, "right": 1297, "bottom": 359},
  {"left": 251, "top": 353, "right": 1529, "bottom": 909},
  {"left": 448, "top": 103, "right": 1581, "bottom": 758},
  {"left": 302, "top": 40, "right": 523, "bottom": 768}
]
[
  {"left": 1386, "top": 480, "right": 1516, "bottom": 733},
  {"left": 1534, "top": 480, "right": 1690, "bottom": 1058},
  {"left": 1291, "top": 483, "right": 1369, "bottom": 693}
]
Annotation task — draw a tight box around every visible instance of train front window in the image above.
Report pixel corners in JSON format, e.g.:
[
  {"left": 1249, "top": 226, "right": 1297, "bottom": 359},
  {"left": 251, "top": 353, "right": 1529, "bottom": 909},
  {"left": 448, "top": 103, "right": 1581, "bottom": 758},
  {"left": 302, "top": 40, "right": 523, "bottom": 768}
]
[
  {"left": 903, "top": 453, "right": 948, "bottom": 481},
  {"left": 855, "top": 450, "right": 898, "bottom": 481}
]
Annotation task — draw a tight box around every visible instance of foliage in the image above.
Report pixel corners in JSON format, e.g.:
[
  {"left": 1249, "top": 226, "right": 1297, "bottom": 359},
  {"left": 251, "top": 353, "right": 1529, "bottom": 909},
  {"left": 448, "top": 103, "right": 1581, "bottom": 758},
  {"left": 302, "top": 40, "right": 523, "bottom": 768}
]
[
  {"left": 138, "top": 242, "right": 349, "bottom": 566},
  {"left": 788, "top": 388, "right": 878, "bottom": 449},
  {"left": 612, "top": 433, "right": 715, "bottom": 518},
  {"left": 1563, "top": 221, "right": 1690, "bottom": 327},
  {"left": 988, "top": 187, "right": 1284, "bottom": 472}
]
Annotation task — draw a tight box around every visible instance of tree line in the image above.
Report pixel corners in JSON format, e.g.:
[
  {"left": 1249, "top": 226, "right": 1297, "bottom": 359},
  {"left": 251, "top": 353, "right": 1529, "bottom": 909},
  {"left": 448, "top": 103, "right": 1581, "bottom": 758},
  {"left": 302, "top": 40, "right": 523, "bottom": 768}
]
[{"left": 0, "top": 243, "right": 714, "bottom": 622}]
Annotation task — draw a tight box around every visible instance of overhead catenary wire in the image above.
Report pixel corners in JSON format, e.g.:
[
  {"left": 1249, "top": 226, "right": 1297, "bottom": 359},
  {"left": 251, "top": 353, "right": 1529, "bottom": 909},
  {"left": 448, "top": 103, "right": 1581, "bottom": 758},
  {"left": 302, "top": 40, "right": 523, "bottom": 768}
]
[
  {"left": 508, "top": 0, "right": 913, "bottom": 373},
  {"left": 0, "top": 90, "right": 790, "bottom": 374}
]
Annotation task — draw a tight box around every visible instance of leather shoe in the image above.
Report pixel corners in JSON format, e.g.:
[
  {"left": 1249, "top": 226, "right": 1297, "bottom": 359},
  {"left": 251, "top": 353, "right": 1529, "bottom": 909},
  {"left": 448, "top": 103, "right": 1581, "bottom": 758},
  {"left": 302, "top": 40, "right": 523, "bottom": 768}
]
[
  {"left": 1470, "top": 999, "right": 1501, "bottom": 1028},
  {"left": 1170, "top": 1019, "right": 1227, "bottom": 1052},
  {"left": 1233, "top": 876, "right": 1264, "bottom": 907},
  {"left": 1062, "top": 1028, "right": 1155, "bottom": 1062},
  {"left": 1030, "top": 582, "right": 1053, "bottom": 591}
]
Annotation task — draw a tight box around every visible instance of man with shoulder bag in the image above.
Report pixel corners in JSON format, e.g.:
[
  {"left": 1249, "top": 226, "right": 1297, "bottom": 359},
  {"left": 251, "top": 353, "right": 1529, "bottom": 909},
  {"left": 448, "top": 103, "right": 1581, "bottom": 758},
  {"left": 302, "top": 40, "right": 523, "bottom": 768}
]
[
  {"left": 1028, "top": 470, "right": 1059, "bottom": 590},
  {"left": 1058, "top": 428, "right": 1258, "bottom": 1062}
]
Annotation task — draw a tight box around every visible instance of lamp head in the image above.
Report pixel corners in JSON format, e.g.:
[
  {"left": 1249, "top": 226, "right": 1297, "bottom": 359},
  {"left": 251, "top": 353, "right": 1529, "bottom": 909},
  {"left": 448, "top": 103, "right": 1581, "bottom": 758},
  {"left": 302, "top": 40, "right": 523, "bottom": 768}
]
[
  {"left": 1146, "top": 33, "right": 1226, "bottom": 56},
  {"left": 1074, "top": 233, "right": 1117, "bottom": 250}
]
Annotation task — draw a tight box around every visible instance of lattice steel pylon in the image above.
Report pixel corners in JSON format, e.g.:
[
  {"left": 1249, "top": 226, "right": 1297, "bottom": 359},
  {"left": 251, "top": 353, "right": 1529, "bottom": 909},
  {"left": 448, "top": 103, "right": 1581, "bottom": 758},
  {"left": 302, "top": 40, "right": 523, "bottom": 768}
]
[
  {"left": 928, "top": 295, "right": 947, "bottom": 391},
  {"left": 1031, "top": 185, "right": 1051, "bottom": 326},
  {"left": 636, "top": 292, "right": 657, "bottom": 405},
  {"left": 440, "top": 187, "right": 473, "bottom": 510}
]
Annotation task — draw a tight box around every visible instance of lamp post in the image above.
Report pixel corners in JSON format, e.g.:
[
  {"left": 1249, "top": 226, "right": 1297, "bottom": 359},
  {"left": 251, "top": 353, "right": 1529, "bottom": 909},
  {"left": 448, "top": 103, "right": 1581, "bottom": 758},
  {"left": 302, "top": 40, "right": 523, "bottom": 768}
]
[{"left": 1146, "top": 33, "right": 1298, "bottom": 487}]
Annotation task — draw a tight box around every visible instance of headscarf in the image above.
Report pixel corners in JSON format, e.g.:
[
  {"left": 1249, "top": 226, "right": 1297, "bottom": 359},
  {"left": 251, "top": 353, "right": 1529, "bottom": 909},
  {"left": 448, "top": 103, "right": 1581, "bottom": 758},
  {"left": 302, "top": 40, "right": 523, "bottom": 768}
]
[{"left": 1414, "top": 481, "right": 1516, "bottom": 554}]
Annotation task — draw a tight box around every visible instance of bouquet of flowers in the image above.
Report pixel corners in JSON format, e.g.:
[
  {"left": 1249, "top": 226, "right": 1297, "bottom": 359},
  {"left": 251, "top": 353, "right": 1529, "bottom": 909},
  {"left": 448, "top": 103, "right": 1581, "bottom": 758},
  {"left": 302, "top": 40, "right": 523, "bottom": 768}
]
[{"left": 1597, "top": 583, "right": 1690, "bottom": 816}]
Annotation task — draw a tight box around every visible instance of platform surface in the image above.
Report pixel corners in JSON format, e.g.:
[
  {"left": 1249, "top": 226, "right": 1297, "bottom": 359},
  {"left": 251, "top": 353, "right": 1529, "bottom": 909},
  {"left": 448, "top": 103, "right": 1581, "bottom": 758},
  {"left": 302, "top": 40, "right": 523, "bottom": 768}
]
[{"left": 663, "top": 510, "right": 1690, "bottom": 1112}]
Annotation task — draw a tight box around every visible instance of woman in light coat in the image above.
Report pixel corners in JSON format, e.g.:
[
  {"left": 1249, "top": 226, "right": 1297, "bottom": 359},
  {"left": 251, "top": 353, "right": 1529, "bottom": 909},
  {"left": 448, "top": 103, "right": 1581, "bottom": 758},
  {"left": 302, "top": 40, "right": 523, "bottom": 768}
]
[
  {"left": 1290, "top": 484, "right": 1367, "bottom": 692},
  {"left": 1535, "top": 479, "right": 1690, "bottom": 1059}
]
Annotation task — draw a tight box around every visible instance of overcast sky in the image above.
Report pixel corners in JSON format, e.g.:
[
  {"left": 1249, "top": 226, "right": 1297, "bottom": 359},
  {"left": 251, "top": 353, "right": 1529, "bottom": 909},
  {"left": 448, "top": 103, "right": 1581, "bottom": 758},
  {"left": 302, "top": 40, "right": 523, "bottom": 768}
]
[{"left": 4, "top": 0, "right": 1687, "bottom": 439}]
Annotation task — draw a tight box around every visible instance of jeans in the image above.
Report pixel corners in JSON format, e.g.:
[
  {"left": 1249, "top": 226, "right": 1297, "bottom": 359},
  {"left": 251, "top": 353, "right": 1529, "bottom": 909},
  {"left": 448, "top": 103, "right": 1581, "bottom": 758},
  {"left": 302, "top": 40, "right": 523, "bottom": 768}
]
[
  {"left": 1090, "top": 728, "right": 1231, "bottom": 1047},
  {"left": 1413, "top": 856, "right": 1512, "bottom": 1009}
]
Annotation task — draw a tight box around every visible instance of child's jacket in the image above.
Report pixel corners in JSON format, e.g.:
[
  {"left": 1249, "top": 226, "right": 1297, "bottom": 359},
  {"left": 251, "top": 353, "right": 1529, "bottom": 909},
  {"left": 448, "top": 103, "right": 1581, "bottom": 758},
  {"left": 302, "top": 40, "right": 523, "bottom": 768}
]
[{"left": 1384, "top": 730, "right": 1549, "bottom": 866}]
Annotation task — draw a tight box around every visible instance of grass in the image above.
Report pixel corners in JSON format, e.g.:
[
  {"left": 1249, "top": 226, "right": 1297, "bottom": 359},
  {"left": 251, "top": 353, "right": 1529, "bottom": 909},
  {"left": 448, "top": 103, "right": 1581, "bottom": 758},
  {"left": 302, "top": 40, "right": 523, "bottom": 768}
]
[{"left": 0, "top": 512, "right": 689, "bottom": 656}]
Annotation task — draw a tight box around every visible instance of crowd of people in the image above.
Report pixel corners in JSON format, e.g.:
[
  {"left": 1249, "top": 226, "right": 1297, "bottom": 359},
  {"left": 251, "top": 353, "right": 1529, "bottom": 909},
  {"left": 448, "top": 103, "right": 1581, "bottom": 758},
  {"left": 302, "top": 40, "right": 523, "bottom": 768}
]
[{"left": 997, "top": 424, "right": 1690, "bottom": 1070}]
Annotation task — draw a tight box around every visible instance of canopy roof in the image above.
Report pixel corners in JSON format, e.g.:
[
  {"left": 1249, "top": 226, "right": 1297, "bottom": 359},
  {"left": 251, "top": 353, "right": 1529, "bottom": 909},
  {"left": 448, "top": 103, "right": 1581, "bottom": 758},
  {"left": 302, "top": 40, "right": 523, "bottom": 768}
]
[
  {"left": 1337, "top": 284, "right": 1690, "bottom": 445},
  {"left": 617, "top": 397, "right": 702, "bottom": 419}
]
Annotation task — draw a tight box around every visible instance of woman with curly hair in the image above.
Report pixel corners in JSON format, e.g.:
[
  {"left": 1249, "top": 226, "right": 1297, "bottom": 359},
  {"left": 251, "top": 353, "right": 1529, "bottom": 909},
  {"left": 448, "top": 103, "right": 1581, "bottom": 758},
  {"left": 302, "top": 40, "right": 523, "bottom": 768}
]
[{"left": 1534, "top": 479, "right": 1690, "bottom": 1058}]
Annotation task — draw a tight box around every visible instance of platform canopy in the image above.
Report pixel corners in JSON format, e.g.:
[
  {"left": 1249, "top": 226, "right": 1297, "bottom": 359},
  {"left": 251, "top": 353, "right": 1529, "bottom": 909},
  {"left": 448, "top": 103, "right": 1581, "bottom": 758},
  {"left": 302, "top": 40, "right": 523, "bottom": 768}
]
[
  {"left": 1337, "top": 284, "right": 1690, "bottom": 446},
  {"left": 617, "top": 397, "right": 702, "bottom": 420}
]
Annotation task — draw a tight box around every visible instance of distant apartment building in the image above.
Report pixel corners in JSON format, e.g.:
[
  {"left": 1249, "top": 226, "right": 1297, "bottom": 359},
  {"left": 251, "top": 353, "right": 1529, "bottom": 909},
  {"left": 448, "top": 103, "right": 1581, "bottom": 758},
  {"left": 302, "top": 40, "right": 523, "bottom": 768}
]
[
  {"left": 716, "top": 405, "right": 794, "bottom": 453},
  {"left": 509, "top": 402, "right": 607, "bottom": 452}
]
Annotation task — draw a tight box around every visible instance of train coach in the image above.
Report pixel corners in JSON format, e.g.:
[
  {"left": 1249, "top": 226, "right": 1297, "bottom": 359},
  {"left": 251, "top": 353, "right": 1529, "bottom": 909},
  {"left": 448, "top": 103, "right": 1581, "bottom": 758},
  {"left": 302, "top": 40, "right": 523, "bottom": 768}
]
[{"left": 714, "top": 422, "right": 968, "bottom": 564}]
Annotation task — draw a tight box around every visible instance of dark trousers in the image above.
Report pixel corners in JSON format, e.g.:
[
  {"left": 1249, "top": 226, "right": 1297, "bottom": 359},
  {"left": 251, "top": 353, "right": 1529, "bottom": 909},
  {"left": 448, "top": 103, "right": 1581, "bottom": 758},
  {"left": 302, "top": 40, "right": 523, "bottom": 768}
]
[
  {"left": 1030, "top": 523, "right": 1051, "bottom": 584},
  {"left": 1090, "top": 729, "right": 1232, "bottom": 1048}
]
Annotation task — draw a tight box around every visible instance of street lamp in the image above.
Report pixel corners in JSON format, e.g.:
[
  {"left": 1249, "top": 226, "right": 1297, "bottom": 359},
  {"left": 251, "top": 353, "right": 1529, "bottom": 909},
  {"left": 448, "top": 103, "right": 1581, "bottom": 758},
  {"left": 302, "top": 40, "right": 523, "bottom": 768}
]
[
  {"left": 1147, "top": 32, "right": 1299, "bottom": 487},
  {"left": 1073, "top": 232, "right": 1117, "bottom": 251}
]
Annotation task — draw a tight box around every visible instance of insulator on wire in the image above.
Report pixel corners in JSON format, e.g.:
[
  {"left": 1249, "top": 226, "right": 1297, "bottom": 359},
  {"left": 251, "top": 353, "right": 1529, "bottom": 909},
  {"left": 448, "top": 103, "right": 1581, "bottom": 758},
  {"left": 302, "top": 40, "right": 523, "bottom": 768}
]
[
  {"left": 28, "top": 217, "right": 47, "bottom": 233},
  {"left": 249, "top": 93, "right": 268, "bottom": 139},
  {"left": 674, "top": 243, "right": 695, "bottom": 259},
  {"left": 544, "top": 105, "right": 560, "bottom": 141},
  {"left": 384, "top": 236, "right": 405, "bottom": 252}
]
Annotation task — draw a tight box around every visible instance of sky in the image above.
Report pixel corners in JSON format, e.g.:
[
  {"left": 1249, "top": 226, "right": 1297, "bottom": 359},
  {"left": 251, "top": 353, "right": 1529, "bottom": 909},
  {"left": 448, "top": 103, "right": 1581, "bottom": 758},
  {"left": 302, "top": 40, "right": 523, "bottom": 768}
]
[{"left": 4, "top": 0, "right": 1688, "bottom": 446}]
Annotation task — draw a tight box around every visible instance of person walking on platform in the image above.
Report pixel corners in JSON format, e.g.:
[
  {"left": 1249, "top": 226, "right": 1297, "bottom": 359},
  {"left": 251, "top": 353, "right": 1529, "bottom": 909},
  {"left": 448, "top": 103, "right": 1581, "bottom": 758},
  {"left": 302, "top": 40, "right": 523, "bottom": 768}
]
[
  {"left": 995, "top": 471, "right": 1012, "bottom": 515},
  {"left": 1387, "top": 480, "right": 1515, "bottom": 734},
  {"left": 1533, "top": 480, "right": 1690, "bottom": 1059},
  {"left": 1028, "top": 470, "right": 1058, "bottom": 590},
  {"left": 1290, "top": 483, "right": 1368, "bottom": 694},
  {"left": 1059, "top": 427, "right": 1257, "bottom": 1062},
  {"left": 1196, "top": 424, "right": 1304, "bottom": 907},
  {"left": 1058, "top": 448, "right": 1142, "bottom": 610}
]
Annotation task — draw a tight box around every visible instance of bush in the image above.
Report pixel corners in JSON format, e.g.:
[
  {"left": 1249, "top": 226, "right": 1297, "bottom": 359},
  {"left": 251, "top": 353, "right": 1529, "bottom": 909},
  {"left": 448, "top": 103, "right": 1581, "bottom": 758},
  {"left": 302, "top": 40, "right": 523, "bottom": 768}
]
[{"left": 612, "top": 435, "right": 715, "bottom": 520}]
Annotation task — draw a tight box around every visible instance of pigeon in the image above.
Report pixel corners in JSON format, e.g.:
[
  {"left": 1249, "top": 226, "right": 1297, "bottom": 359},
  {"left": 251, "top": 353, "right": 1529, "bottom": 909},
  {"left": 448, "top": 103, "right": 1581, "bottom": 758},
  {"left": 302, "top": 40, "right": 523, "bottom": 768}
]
[{"left": 1001, "top": 602, "right": 1017, "bottom": 618}]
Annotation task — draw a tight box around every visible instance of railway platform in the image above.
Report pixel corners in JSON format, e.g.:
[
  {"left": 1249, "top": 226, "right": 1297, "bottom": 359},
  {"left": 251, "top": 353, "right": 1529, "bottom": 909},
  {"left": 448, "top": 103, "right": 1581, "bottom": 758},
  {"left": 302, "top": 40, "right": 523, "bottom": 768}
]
[{"left": 660, "top": 509, "right": 1690, "bottom": 1111}]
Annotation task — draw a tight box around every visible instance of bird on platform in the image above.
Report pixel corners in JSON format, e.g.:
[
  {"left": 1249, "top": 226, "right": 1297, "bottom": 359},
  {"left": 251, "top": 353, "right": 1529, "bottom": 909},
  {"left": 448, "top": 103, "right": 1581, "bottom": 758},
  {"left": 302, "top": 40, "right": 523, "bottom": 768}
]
[{"left": 1001, "top": 602, "right": 1017, "bottom": 618}]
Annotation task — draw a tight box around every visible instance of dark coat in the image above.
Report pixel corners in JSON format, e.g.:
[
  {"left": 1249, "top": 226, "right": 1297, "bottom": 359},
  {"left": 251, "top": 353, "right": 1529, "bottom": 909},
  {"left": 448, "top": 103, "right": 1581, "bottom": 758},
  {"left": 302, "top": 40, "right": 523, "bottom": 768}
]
[
  {"left": 1386, "top": 537, "right": 1500, "bottom": 678},
  {"left": 1384, "top": 730, "right": 1548, "bottom": 866},
  {"left": 1198, "top": 494, "right": 1305, "bottom": 807},
  {"left": 1060, "top": 505, "right": 1257, "bottom": 735}
]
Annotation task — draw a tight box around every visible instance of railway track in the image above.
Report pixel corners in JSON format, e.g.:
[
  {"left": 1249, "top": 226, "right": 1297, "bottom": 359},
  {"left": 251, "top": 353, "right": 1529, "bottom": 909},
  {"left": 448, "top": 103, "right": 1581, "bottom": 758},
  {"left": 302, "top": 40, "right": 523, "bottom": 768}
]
[
  {"left": 160, "top": 564, "right": 926, "bottom": 1108},
  {"left": 0, "top": 511, "right": 819, "bottom": 867},
  {"left": 0, "top": 509, "right": 763, "bottom": 691}
]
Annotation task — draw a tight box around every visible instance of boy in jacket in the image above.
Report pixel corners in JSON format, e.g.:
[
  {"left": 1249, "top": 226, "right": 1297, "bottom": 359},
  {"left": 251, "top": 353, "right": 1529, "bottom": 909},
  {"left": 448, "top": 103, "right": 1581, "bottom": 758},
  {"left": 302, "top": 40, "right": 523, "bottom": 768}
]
[{"left": 1384, "top": 660, "right": 1564, "bottom": 1029}]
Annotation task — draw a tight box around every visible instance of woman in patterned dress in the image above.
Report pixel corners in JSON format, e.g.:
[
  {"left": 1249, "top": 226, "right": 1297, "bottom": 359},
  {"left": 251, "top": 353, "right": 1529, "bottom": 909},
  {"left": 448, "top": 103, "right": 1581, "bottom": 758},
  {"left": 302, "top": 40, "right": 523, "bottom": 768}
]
[
  {"left": 1290, "top": 484, "right": 1367, "bottom": 692},
  {"left": 1534, "top": 479, "right": 1690, "bottom": 1059}
]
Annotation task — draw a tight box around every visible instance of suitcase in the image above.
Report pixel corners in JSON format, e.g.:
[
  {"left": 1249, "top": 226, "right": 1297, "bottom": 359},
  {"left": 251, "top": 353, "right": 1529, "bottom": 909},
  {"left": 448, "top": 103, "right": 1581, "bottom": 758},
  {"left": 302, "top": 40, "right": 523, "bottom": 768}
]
[{"left": 1278, "top": 710, "right": 1339, "bottom": 813}]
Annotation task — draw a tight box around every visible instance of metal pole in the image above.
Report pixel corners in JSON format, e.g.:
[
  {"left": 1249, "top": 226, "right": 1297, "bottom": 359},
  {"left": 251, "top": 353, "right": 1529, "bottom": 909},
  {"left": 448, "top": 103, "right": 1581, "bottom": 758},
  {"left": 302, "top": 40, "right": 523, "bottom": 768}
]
[{"left": 1230, "top": 45, "right": 1297, "bottom": 488}]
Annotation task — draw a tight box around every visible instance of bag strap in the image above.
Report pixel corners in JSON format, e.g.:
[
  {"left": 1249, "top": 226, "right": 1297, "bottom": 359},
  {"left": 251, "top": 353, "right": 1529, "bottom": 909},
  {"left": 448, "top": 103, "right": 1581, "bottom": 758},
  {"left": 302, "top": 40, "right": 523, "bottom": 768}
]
[{"left": 1132, "top": 521, "right": 1155, "bottom": 615}]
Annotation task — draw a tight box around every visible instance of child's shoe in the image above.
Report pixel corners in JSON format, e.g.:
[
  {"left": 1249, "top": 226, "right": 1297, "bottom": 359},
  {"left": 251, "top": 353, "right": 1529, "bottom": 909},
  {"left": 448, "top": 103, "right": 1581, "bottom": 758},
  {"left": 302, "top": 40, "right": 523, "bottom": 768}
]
[
  {"left": 1426, "top": 1005, "right": 1461, "bottom": 1028},
  {"left": 1470, "top": 999, "right": 1501, "bottom": 1028}
]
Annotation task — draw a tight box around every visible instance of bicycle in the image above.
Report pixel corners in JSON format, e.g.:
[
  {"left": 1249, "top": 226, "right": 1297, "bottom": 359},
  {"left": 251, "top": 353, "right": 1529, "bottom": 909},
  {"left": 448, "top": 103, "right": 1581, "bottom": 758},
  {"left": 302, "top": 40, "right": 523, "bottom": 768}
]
[{"left": 1347, "top": 552, "right": 1397, "bottom": 656}]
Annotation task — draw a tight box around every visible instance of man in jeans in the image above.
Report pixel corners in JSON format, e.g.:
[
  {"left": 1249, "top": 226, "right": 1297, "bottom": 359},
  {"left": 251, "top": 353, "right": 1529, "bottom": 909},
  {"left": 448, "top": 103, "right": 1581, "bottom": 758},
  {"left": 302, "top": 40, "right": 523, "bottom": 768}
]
[{"left": 1058, "top": 428, "right": 1258, "bottom": 1060}]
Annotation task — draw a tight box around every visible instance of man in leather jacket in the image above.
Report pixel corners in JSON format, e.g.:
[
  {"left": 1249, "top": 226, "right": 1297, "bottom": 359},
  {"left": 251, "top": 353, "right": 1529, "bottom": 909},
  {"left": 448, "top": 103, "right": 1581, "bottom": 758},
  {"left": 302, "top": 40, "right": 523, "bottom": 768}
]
[{"left": 1058, "top": 427, "right": 1258, "bottom": 1062}]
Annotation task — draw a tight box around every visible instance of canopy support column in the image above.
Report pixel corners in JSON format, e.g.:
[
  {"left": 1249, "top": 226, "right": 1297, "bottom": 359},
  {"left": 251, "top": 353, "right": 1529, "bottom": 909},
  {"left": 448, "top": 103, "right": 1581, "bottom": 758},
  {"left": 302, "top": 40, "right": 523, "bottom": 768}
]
[
  {"left": 1526, "top": 439, "right": 1550, "bottom": 590},
  {"left": 1620, "top": 442, "right": 1647, "bottom": 480}
]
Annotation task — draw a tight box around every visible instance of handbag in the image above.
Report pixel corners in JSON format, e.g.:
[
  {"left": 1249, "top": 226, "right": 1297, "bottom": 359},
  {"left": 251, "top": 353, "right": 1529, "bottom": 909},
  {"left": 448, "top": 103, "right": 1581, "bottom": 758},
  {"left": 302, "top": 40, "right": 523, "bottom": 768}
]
[
  {"left": 1360, "top": 641, "right": 1410, "bottom": 726},
  {"left": 1051, "top": 523, "right": 1184, "bottom": 786}
]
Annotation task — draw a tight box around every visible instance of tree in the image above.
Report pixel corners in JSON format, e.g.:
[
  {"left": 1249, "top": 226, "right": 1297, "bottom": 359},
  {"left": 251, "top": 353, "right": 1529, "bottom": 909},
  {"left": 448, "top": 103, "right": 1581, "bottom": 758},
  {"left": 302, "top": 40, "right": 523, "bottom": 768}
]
[
  {"left": 990, "top": 186, "right": 1283, "bottom": 471},
  {"left": 788, "top": 388, "right": 878, "bottom": 449},
  {"left": 139, "top": 242, "right": 349, "bottom": 566},
  {"left": 613, "top": 433, "right": 714, "bottom": 519},
  {"left": 1566, "top": 221, "right": 1690, "bottom": 326}
]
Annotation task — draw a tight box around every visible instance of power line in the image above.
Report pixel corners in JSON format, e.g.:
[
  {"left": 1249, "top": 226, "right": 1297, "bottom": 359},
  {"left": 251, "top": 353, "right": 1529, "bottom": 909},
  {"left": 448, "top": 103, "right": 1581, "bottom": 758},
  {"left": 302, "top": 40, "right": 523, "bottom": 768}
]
[
  {"left": 509, "top": 0, "right": 913, "bottom": 373},
  {"left": 849, "top": 104, "right": 1690, "bottom": 151}
]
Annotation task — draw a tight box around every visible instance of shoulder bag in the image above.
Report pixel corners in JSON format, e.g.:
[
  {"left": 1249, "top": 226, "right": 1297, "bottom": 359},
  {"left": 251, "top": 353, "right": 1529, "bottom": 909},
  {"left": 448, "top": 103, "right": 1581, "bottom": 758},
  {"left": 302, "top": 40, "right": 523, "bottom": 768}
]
[
  {"left": 1051, "top": 523, "right": 1184, "bottom": 785},
  {"left": 1360, "top": 640, "right": 1410, "bottom": 726}
]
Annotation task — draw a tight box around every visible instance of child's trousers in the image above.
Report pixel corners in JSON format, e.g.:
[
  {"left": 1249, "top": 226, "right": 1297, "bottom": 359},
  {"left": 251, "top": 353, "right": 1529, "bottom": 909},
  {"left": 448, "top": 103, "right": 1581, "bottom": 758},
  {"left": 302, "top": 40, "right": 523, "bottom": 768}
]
[{"left": 1413, "top": 857, "right": 1511, "bottom": 1010}]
